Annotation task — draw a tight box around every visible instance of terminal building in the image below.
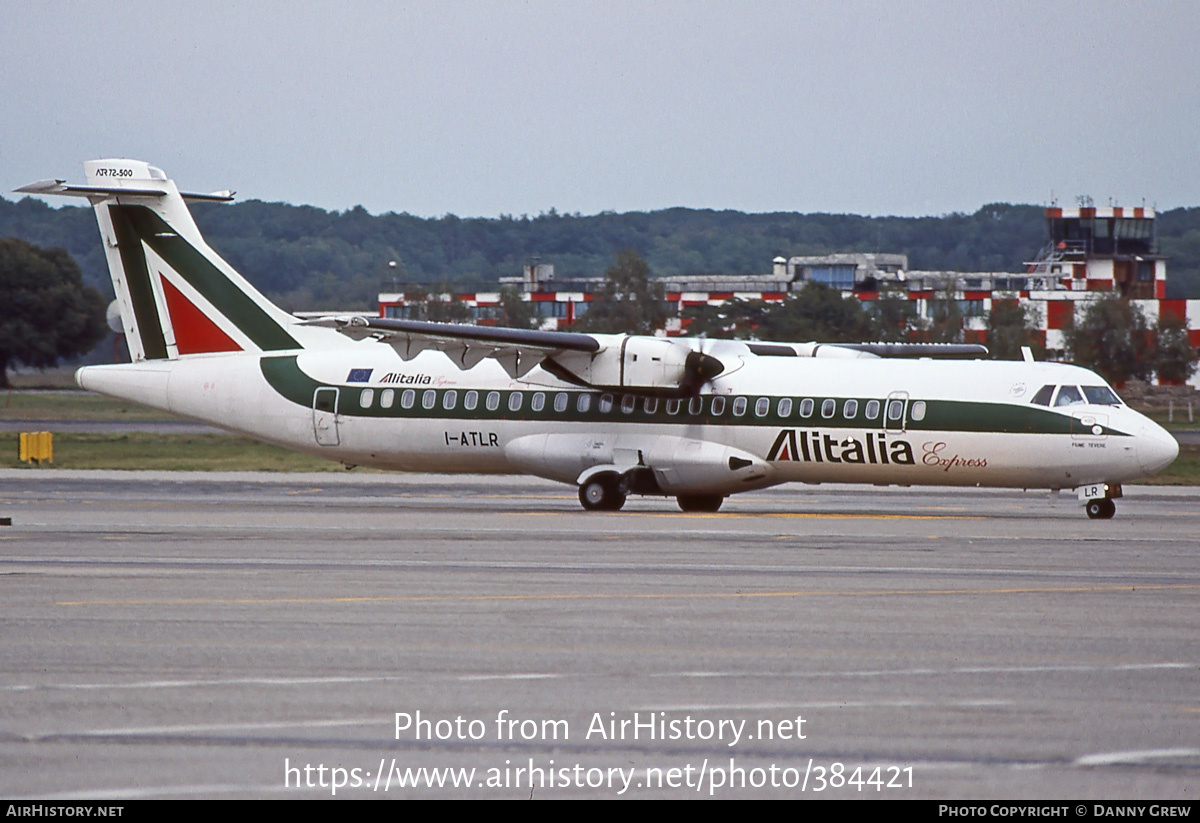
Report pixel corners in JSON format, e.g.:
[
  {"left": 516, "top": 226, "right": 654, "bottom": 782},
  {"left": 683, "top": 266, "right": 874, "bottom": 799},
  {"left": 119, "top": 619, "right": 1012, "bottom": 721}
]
[{"left": 377, "top": 204, "right": 1199, "bottom": 383}]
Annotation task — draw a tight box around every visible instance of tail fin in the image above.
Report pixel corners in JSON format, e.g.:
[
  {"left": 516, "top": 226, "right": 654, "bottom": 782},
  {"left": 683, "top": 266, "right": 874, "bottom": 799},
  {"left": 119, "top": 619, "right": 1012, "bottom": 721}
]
[{"left": 17, "top": 159, "right": 312, "bottom": 361}]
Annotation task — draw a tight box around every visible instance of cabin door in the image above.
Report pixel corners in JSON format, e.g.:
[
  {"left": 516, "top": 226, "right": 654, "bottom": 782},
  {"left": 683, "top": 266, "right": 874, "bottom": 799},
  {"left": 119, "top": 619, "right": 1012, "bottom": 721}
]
[
  {"left": 884, "top": 391, "right": 909, "bottom": 434},
  {"left": 313, "top": 387, "right": 341, "bottom": 446}
]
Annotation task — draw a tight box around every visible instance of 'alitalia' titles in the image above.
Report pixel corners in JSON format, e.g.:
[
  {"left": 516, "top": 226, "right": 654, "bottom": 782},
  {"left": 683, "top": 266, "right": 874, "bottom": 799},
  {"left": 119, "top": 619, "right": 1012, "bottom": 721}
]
[
  {"left": 767, "top": 429, "right": 915, "bottom": 465},
  {"left": 379, "top": 372, "right": 433, "bottom": 385}
]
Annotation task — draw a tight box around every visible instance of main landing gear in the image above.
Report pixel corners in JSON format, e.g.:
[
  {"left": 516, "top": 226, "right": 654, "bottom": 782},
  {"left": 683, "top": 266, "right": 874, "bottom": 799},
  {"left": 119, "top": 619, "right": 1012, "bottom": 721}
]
[
  {"left": 577, "top": 475, "right": 726, "bottom": 514},
  {"left": 676, "top": 494, "right": 724, "bottom": 513},
  {"left": 1085, "top": 498, "right": 1116, "bottom": 520},
  {"left": 579, "top": 475, "right": 626, "bottom": 511}
]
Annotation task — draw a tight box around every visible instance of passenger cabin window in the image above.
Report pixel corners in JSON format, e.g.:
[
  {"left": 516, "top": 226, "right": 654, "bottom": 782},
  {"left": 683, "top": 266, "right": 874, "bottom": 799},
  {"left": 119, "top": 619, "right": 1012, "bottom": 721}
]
[
  {"left": 754, "top": 397, "right": 770, "bottom": 417},
  {"left": 422, "top": 389, "right": 436, "bottom": 409},
  {"left": 508, "top": 392, "right": 523, "bottom": 412},
  {"left": 689, "top": 396, "right": 703, "bottom": 415},
  {"left": 359, "top": 388, "right": 375, "bottom": 408},
  {"left": 644, "top": 397, "right": 658, "bottom": 414},
  {"left": 554, "top": 393, "right": 568, "bottom": 412},
  {"left": 777, "top": 398, "right": 792, "bottom": 417},
  {"left": 910, "top": 400, "right": 927, "bottom": 422},
  {"left": 1054, "top": 385, "right": 1084, "bottom": 407},
  {"left": 799, "top": 398, "right": 814, "bottom": 418},
  {"left": 576, "top": 394, "right": 591, "bottom": 413},
  {"left": 843, "top": 399, "right": 858, "bottom": 419},
  {"left": 531, "top": 392, "right": 545, "bottom": 412},
  {"left": 599, "top": 394, "right": 614, "bottom": 413},
  {"left": 464, "top": 390, "right": 478, "bottom": 410},
  {"left": 380, "top": 389, "right": 395, "bottom": 409},
  {"left": 821, "top": 399, "right": 836, "bottom": 418},
  {"left": 442, "top": 390, "right": 457, "bottom": 410},
  {"left": 732, "top": 397, "right": 748, "bottom": 416},
  {"left": 1030, "top": 385, "right": 1055, "bottom": 406},
  {"left": 485, "top": 391, "right": 500, "bottom": 411},
  {"left": 666, "top": 399, "right": 681, "bottom": 415},
  {"left": 887, "top": 400, "right": 904, "bottom": 421},
  {"left": 864, "top": 399, "right": 880, "bottom": 420},
  {"left": 401, "top": 389, "right": 416, "bottom": 409},
  {"left": 711, "top": 396, "right": 726, "bottom": 416},
  {"left": 621, "top": 395, "right": 636, "bottom": 414}
]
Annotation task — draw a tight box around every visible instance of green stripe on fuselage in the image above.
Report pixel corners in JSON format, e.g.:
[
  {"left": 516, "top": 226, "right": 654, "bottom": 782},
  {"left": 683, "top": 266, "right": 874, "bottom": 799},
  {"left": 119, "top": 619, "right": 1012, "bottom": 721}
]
[
  {"left": 260, "top": 355, "right": 1131, "bottom": 436},
  {"left": 112, "top": 205, "right": 299, "bottom": 351}
]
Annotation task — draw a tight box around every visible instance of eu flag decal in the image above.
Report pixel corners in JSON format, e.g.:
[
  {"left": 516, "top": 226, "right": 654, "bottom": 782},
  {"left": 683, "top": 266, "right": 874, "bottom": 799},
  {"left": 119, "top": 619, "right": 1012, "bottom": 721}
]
[{"left": 346, "top": 368, "right": 373, "bottom": 383}]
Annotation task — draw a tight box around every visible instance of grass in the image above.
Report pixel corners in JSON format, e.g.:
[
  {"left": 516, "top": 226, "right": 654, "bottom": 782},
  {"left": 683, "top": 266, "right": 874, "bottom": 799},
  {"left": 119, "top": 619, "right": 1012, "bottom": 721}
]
[
  {"left": 5, "top": 368, "right": 80, "bottom": 390},
  {"left": 1, "top": 431, "right": 356, "bottom": 472},
  {"left": 1139, "top": 442, "right": 1200, "bottom": 486},
  {"left": 1, "top": 391, "right": 174, "bottom": 421},
  {"left": 1140, "top": 407, "right": 1200, "bottom": 431}
]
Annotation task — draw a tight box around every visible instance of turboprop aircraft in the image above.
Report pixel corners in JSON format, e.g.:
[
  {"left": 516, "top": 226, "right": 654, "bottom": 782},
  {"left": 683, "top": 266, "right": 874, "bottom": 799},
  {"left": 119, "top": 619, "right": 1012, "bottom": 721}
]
[{"left": 17, "top": 160, "right": 1179, "bottom": 519}]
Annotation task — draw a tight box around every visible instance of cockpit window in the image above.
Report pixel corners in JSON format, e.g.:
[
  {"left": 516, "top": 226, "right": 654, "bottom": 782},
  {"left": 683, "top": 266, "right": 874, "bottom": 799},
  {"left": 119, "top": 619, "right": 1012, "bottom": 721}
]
[
  {"left": 1054, "top": 385, "right": 1084, "bottom": 407},
  {"left": 1030, "top": 385, "right": 1054, "bottom": 406},
  {"left": 1082, "top": 385, "right": 1122, "bottom": 406}
]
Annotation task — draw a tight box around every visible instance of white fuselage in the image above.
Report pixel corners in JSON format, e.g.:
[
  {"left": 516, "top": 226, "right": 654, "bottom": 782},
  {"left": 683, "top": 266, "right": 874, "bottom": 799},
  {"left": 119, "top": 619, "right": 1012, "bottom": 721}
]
[{"left": 75, "top": 336, "right": 1179, "bottom": 497}]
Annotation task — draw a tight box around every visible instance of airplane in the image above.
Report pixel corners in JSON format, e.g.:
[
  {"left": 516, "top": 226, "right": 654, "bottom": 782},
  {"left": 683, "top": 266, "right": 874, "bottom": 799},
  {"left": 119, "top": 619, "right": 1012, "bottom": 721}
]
[{"left": 16, "top": 159, "right": 1180, "bottom": 519}]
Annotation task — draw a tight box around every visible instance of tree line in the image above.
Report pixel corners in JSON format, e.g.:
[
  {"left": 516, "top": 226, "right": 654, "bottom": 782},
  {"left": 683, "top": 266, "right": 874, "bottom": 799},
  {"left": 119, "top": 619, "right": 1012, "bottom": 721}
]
[{"left": 4, "top": 195, "right": 1200, "bottom": 311}]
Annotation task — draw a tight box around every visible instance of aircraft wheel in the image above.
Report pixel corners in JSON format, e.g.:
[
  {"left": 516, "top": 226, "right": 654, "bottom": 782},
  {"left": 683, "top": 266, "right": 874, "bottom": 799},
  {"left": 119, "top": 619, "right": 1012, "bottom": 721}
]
[
  {"left": 1085, "top": 498, "right": 1116, "bottom": 520},
  {"left": 677, "top": 494, "right": 724, "bottom": 513},
  {"left": 579, "top": 476, "right": 626, "bottom": 512}
]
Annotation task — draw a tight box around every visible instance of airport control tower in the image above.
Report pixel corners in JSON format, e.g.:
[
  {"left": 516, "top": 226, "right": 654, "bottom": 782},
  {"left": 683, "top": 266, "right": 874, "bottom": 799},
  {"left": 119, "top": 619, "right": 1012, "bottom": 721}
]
[{"left": 1029, "top": 200, "right": 1165, "bottom": 300}]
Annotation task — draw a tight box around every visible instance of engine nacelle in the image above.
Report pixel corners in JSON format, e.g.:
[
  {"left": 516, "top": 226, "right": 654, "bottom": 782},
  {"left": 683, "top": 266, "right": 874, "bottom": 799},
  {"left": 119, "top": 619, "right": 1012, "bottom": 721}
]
[
  {"left": 551, "top": 336, "right": 722, "bottom": 393},
  {"left": 505, "top": 432, "right": 772, "bottom": 495},
  {"left": 644, "top": 437, "right": 770, "bottom": 494}
]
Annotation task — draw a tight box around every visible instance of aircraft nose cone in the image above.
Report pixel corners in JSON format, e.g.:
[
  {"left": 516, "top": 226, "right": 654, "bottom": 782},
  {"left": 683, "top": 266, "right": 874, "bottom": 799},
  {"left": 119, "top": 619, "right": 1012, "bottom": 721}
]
[{"left": 1138, "top": 424, "right": 1179, "bottom": 475}]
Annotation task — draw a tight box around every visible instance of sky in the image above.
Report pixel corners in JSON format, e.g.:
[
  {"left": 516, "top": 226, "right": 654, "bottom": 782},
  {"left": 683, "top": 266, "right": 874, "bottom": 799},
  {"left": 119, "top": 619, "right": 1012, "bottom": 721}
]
[{"left": 3, "top": 0, "right": 1198, "bottom": 218}]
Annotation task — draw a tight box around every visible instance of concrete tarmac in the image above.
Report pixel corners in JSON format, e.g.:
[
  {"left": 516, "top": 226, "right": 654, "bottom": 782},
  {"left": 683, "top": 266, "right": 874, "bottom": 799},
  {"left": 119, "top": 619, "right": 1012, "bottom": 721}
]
[{"left": 0, "top": 470, "right": 1197, "bottom": 799}]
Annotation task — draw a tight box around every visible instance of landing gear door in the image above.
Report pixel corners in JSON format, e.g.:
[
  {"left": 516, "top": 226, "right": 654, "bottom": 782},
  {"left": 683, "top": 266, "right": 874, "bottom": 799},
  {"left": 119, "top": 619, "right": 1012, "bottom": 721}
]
[
  {"left": 313, "top": 387, "right": 340, "bottom": 447},
  {"left": 884, "top": 391, "right": 909, "bottom": 433}
]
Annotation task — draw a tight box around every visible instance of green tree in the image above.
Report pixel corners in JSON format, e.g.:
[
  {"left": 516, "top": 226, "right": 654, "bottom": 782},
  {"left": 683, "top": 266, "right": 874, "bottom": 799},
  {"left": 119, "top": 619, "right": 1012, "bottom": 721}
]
[
  {"left": 1153, "top": 311, "right": 1198, "bottom": 384},
  {"left": 921, "top": 285, "right": 964, "bottom": 343},
  {"left": 682, "top": 285, "right": 879, "bottom": 342},
  {"left": 498, "top": 285, "right": 537, "bottom": 329},
  {"left": 0, "top": 238, "right": 106, "bottom": 388},
  {"left": 573, "top": 249, "right": 668, "bottom": 334},
  {"left": 867, "top": 292, "right": 920, "bottom": 342},
  {"left": 987, "top": 299, "right": 1044, "bottom": 360},
  {"left": 757, "top": 283, "right": 876, "bottom": 342},
  {"left": 1065, "top": 295, "right": 1153, "bottom": 387},
  {"left": 680, "top": 297, "right": 770, "bottom": 339}
]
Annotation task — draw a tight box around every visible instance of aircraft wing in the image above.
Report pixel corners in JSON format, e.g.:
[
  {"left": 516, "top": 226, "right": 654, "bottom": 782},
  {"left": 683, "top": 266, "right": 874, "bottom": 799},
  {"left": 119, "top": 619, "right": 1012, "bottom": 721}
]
[
  {"left": 305, "top": 315, "right": 984, "bottom": 385},
  {"left": 811, "top": 342, "right": 989, "bottom": 358},
  {"left": 303, "top": 316, "right": 600, "bottom": 378}
]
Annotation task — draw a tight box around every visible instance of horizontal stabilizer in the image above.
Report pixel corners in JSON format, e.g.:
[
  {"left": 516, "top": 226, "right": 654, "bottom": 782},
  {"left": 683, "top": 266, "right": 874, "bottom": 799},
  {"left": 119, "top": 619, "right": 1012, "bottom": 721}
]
[{"left": 14, "top": 179, "right": 234, "bottom": 202}]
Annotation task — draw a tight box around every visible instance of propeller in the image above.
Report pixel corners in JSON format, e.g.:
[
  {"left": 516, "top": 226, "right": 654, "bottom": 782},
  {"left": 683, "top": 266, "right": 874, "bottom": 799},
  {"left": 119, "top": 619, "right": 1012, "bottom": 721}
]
[{"left": 679, "top": 347, "right": 725, "bottom": 396}]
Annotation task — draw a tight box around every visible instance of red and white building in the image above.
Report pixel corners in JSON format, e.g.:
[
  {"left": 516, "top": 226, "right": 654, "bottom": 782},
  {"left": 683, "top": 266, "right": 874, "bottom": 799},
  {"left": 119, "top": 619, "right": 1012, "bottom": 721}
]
[{"left": 378, "top": 205, "right": 1199, "bottom": 384}]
